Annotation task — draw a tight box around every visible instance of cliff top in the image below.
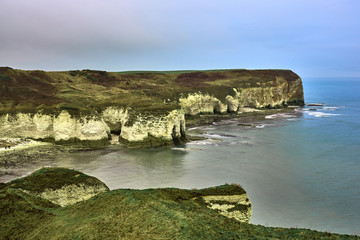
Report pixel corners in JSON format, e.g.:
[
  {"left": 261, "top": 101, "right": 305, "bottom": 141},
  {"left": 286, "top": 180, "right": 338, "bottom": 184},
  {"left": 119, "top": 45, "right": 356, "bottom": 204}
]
[{"left": 0, "top": 67, "right": 301, "bottom": 115}]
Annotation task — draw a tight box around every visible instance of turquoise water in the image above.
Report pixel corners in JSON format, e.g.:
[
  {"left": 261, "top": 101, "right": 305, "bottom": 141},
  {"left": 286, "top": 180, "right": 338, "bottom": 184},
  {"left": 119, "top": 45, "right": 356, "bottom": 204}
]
[{"left": 1, "top": 78, "right": 359, "bottom": 235}]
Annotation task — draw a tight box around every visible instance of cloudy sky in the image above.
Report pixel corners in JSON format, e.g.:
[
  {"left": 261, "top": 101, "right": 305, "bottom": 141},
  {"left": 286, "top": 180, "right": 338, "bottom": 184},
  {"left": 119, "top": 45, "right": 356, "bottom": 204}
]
[{"left": 1, "top": 0, "right": 359, "bottom": 77}]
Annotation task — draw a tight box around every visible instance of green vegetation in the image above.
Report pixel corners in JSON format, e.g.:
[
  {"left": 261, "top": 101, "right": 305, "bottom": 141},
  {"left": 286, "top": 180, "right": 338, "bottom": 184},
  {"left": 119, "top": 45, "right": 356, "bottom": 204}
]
[
  {"left": 0, "top": 73, "right": 10, "bottom": 81},
  {"left": 1, "top": 168, "right": 358, "bottom": 239},
  {"left": 0, "top": 67, "right": 304, "bottom": 116},
  {"left": 7, "top": 167, "right": 109, "bottom": 194}
]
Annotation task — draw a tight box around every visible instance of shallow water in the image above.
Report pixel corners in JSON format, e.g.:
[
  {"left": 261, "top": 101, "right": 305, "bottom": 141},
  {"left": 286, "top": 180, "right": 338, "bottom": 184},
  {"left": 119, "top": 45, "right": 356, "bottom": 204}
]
[{"left": 1, "top": 78, "right": 360, "bottom": 235}]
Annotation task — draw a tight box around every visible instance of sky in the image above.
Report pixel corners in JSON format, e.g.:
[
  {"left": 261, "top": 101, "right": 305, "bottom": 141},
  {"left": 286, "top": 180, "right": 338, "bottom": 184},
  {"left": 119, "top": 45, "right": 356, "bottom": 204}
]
[{"left": 1, "top": 0, "right": 359, "bottom": 77}]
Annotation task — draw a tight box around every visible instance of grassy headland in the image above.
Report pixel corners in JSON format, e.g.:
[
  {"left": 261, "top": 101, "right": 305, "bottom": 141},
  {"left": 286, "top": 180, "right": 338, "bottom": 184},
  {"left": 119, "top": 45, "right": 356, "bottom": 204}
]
[
  {"left": 0, "top": 67, "right": 303, "bottom": 115},
  {"left": 1, "top": 167, "right": 358, "bottom": 239}
]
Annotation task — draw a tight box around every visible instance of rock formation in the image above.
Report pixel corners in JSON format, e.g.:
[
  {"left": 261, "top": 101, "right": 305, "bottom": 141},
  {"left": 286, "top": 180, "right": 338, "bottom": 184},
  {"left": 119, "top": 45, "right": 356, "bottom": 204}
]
[
  {"left": 6, "top": 167, "right": 109, "bottom": 207},
  {"left": 201, "top": 194, "right": 252, "bottom": 223},
  {"left": 0, "top": 111, "right": 110, "bottom": 145}
]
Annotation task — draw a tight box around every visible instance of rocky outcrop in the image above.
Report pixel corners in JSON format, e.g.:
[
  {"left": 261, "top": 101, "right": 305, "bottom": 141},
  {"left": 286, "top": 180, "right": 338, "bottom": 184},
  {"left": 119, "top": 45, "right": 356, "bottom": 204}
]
[
  {"left": 7, "top": 167, "right": 109, "bottom": 207},
  {"left": 179, "top": 93, "right": 228, "bottom": 115},
  {"left": 179, "top": 77, "right": 304, "bottom": 115},
  {"left": 201, "top": 194, "right": 252, "bottom": 223},
  {"left": 33, "top": 183, "right": 108, "bottom": 207},
  {"left": 235, "top": 77, "right": 304, "bottom": 108},
  {"left": 119, "top": 109, "right": 186, "bottom": 147},
  {"left": 0, "top": 107, "right": 186, "bottom": 147},
  {"left": 0, "top": 110, "right": 110, "bottom": 144},
  {"left": 101, "top": 106, "right": 129, "bottom": 134}
]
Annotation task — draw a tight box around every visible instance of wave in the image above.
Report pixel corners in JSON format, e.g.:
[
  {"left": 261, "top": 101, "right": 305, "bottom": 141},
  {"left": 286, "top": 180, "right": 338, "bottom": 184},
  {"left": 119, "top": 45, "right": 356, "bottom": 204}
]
[
  {"left": 305, "top": 111, "right": 340, "bottom": 118},
  {"left": 199, "top": 127, "right": 215, "bottom": 130},
  {"left": 204, "top": 133, "right": 237, "bottom": 138},
  {"left": 171, "top": 147, "right": 201, "bottom": 151},
  {"left": 239, "top": 140, "right": 254, "bottom": 146},
  {"left": 255, "top": 124, "right": 275, "bottom": 128},
  {"left": 265, "top": 113, "right": 298, "bottom": 119},
  {"left": 323, "top": 106, "right": 343, "bottom": 111},
  {"left": 187, "top": 139, "right": 220, "bottom": 146}
]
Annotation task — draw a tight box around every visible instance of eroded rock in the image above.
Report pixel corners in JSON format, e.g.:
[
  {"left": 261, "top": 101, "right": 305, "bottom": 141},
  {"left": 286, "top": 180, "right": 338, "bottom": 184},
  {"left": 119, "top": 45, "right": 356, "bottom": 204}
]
[
  {"left": 7, "top": 167, "right": 109, "bottom": 207},
  {"left": 202, "top": 194, "right": 252, "bottom": 223}
]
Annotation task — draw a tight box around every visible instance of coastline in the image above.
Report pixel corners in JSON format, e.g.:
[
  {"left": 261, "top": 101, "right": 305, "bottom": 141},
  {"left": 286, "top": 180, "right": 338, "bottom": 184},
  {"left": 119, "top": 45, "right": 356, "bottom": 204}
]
[
  {"left": 0, "top": 106, "right": 300, "bottom": 169},
  {"left": 1, "top": 105, "right": 360, "bottom": 237}
]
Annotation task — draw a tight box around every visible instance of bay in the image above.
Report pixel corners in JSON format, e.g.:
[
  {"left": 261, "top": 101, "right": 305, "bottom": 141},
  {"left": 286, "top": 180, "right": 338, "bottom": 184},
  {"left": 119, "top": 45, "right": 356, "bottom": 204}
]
[{"left": 1, "top": 78, "right": 359, "bottom": 235}]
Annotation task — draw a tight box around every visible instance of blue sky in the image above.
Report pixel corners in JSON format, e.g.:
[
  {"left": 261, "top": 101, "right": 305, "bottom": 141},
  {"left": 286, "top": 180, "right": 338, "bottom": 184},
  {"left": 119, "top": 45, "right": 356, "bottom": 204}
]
[{"left": 1, "top": 0, "right": 359, "bottom": 77}]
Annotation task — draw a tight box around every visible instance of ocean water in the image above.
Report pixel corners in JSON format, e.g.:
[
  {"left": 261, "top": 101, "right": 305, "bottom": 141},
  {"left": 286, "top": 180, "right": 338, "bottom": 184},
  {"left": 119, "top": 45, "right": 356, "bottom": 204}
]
[{"left": 1, "top": 78, "right": 359, "bottom": 235}]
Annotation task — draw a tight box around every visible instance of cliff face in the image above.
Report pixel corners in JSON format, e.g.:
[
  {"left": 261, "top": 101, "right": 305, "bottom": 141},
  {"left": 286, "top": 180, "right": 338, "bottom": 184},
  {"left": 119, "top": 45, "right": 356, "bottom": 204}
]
[
  {"left": 119, "top": 109, "right": 186, "bottom": 147},
  {"left": 180, "top": 93, "right": 228, "bottom": 115},
  {"left": 0, "top": 107, "right": 186, "bottom": 147},
  {"left": 179, "top": 76, "right": 303, "bottom": 115},
  {"left": 0, "top": 68, "right": 304, "bottom": 147},
  {"left": 102, "top": 107, "right": 186, "bottom": 147},
  {"left": 0, "top": 111, "right": 110, "bottom": 144},
  {"left": 235, "top": 76, "right": 304, "bottom": 108}
]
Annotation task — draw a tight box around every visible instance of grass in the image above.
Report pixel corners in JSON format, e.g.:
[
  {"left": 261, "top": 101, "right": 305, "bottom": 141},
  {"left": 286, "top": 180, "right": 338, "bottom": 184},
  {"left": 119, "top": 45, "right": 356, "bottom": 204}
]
[
  {"left": 1, "top": 168, "right": 358, "bottom": 239},
  {"left": 6, "top": 167, "right": 109, "bottom": 194},
  {"left": 0, "top": 67, "right": 304, "bottom": 116}
]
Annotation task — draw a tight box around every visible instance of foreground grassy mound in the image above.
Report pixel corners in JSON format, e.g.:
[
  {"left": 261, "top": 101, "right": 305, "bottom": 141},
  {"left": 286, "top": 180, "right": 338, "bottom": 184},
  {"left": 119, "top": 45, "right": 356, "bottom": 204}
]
[{"left": 0, "top": 168, "right": 358, "bottom": 239}]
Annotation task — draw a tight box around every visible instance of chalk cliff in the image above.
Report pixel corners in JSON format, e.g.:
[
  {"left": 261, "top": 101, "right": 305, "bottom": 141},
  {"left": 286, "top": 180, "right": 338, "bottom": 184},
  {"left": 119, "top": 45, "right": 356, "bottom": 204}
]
[
  {"left": 179, "top": 76, "right": 303, "bottom": 115},
  {"left": 118, "top": 109, "right": 186, "bottom": 147},
  {"left": 0, "top": 108, "right": 186, "bottom": 147},
  {"left": 0, "top": 68, "right": 304, "bottom": 147},
  {"left": 0, "top": 111, "right": 110, "bottom": 145}
]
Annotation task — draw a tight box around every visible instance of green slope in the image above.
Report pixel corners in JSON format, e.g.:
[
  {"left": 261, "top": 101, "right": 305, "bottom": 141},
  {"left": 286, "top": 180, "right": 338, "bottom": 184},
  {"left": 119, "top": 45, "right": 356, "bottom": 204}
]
[
  {"left": 0, "top": 67, "right": 303, "bottom": 115},
  {"left": 1, "top": 168, "right": 358, "bottom": 240}
]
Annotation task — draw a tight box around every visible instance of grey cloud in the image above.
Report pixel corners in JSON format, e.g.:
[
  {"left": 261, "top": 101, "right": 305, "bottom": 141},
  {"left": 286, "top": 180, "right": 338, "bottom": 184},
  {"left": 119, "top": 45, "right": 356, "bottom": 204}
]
[{"left": 0, "top": 0, "right": 359, "bottom": 76}]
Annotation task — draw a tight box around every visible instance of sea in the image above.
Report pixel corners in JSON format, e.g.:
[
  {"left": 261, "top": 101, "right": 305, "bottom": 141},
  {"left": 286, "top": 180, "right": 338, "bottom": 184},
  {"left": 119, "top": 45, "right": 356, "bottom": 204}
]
[{"left": 1, "top": 78, "right": 360, "bottom": 235}]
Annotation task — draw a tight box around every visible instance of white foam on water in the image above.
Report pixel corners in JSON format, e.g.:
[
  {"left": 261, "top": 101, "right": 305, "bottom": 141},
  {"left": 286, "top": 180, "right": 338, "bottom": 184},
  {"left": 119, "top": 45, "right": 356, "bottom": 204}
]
[
  {"left": 323, "top": 106, "right": 341, "bottom": 111},
  {"left": 200, "top": 127, "right": 215, "bottom": 130},
  {"left": 305, "top": 111, "right": 340, "bottom": 118},
  {"left": 265, "top": 113, "right": 298, "bottom": 119},
  {"left": 171, "top": 147, "right": 201, "bottom": 151},
  {"left": 204, "top": 133, "right": 237, "bottom": 138},
  {"left": 239, "top": 140, "right": 254, "bottom": 146},
  {"left": 287, "top": 118, "right": 299, "bottom": 121},
  {"left": 256, "top": 123, "right": 275, "bottom": 128},
  {"left": 187, "top": 139, "right": 219, "bottom": 146}
]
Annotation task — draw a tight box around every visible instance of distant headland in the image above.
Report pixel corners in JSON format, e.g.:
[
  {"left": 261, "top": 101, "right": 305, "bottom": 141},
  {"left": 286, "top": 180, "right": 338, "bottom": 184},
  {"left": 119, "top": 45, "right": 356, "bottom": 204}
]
[{"left": 0, "top": 67, "right": 304, "bottom": 148}]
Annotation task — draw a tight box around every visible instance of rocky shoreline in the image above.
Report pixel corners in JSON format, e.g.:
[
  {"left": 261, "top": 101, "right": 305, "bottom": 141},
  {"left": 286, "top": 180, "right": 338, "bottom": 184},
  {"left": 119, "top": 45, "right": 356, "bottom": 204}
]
[
  {"left": 0, "top": 143, "right": 101, "bottom": 169},
  {"left": 0, "top": 106, "right": 300, "bottom": 169}
]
